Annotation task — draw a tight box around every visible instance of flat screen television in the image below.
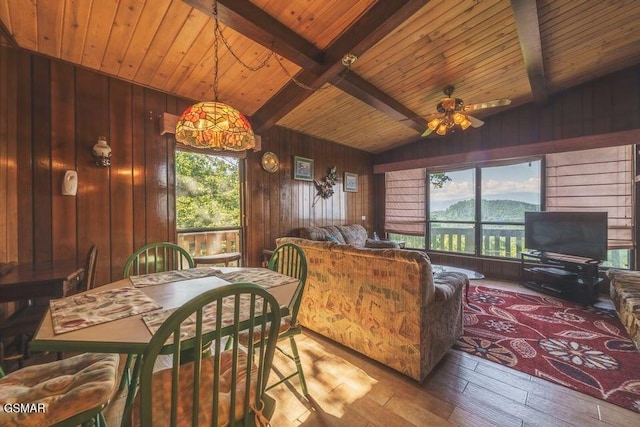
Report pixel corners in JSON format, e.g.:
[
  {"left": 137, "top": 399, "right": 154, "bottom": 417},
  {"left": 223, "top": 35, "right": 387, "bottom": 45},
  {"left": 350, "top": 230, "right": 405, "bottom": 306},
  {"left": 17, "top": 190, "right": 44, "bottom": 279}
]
[{"left": 524, "top": 211, "right": 608, "bottom": 261}]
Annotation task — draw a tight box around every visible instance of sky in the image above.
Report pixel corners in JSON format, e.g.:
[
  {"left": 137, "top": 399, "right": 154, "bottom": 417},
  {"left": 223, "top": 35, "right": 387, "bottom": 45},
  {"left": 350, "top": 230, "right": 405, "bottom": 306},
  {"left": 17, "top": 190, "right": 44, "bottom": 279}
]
[{"left": 431, "top": 161, "right": 541, "bottom": 210}]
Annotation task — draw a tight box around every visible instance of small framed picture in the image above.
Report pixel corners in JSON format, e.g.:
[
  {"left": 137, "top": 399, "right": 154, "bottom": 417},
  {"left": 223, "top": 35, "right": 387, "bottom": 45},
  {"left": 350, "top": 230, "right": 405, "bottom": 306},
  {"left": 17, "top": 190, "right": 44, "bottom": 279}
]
[
  {"left": 293, "top": 156, "right": 314, "bottom": 181},
  {"left": 344, "top": 172, "right": 358, "bottom": 192}
]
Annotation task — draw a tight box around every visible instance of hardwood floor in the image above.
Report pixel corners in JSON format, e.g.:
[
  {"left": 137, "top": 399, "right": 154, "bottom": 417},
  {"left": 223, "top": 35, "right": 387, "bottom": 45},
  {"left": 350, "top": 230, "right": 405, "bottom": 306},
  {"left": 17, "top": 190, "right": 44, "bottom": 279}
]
[{"left": 19, "top": 279, "right": 640, "bottom": 426}]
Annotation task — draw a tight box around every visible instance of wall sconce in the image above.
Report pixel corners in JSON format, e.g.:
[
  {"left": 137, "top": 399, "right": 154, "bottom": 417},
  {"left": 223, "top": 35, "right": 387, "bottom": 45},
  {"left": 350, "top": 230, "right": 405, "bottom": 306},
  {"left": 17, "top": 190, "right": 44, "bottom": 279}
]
[{"left": 92, "top": 136, "right": 111, "bottom": 167}]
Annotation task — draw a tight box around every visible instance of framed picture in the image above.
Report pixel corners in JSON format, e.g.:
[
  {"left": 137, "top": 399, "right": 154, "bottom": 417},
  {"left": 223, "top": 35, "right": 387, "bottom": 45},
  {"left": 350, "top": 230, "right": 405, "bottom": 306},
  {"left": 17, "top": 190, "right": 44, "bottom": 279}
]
[
  {"left": 344, "top": 172, "right": 358, "bottom": 192},
  {"left": 293, "top": 156, "right": 314, "bottom": 181}
]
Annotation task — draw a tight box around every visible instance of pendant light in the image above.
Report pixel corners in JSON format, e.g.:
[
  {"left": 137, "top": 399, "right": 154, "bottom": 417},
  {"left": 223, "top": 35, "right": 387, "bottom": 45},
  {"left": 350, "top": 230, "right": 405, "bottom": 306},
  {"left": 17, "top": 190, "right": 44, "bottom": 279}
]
[{"left": 175, "top": 0, "right": 255, "bottom": 151}]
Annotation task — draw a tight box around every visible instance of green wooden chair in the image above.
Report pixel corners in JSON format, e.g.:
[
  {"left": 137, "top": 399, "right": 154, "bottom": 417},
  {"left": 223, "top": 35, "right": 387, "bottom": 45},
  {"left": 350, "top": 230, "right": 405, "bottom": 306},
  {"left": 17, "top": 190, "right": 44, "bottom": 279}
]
[
  {"left": 128, "top": 283, "right": 281, "bottom": 427},
  {"left": 265, "top": 243, "right": 309, "bottom": 395},
  {"left": 0, "top": 352, "right": 119, "bottom": 426},
  {"left": 122, "top": 242, "right": 194, "bottom": 278},
  {"left": 120, "top": 242, "right": 195, "bottom": 392}
]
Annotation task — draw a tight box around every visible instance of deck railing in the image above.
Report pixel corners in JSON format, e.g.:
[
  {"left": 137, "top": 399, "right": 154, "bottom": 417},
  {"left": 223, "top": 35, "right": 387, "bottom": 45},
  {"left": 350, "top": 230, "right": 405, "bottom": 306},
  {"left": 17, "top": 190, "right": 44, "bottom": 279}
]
[
  {"left": 392, "top": 226, "right": 630, "bottom": 267},
  {"left": 177, "top": 227, "right": 241, "bottom": 257},
  {"left": 430, "top": 226, "right": 524, "bottom": 258}
]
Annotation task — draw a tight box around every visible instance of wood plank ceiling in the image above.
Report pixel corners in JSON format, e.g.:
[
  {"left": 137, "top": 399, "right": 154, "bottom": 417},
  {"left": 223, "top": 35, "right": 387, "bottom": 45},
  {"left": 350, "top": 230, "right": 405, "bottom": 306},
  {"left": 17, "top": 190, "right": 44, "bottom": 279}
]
[{"left": 1, "top": 0, "right": 640, "bottom": 153}]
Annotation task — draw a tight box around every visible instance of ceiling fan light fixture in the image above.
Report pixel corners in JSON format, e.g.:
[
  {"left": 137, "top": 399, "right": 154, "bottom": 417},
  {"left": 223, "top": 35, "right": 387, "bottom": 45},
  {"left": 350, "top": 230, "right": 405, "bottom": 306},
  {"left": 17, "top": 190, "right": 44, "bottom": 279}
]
[
  {"left": 436, "top": 123, "right": 448, "bottom": 136},
  {"left": 428, "top": 118, "right": 441, "bottom": 131},
  {"left": 422, "top": 86, "right": 512, "bottom": 137},
  {"left": 459, "top": 117, "right": 472, "bottom": 130},
  {"left": 453, "top": 112, "right": 465, "bottom": 124}
]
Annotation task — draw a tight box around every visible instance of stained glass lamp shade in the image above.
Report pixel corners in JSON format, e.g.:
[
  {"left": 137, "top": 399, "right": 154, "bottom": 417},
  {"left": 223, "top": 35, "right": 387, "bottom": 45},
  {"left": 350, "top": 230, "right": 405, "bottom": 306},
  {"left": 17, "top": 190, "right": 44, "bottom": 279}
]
[{"left": 175, "top": 101, "right": 256, "bottom": 151}]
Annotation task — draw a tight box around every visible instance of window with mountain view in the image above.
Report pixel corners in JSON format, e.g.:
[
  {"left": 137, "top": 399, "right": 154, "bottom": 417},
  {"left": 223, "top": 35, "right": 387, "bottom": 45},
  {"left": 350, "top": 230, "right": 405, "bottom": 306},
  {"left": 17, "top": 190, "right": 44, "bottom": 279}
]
[
  {"left": 427, "top": 161, "right": 541, "bottom": 258},
  {"left": 386, "top": 159, "right": 542, "bottom": 259},
  {"left": 479, "top": 161, "right": 541, "bottom": 257},
  {"left": 429, "top": 168, "right": 476, "bottom": 254}
]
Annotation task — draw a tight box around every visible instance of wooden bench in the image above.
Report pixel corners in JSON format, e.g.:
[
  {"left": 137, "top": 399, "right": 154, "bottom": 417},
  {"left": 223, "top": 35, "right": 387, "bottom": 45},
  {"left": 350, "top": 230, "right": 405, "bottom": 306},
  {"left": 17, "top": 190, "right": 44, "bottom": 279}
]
[{"left": 193, "top": 252, "right": 242, "bottom": 267}]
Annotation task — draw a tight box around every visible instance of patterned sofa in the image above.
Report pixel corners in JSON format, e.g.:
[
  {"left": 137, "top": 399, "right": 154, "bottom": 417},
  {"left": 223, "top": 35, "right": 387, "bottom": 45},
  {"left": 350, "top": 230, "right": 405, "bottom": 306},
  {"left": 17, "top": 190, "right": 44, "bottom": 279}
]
[
  {"left": 606, "top": 269, "right": 640, "bottom": 350},
  {"left": 297, "top": 224, "right": 400, "bottom": 249},
  {"left": 276, "top": 237, "right": 467, "bottom": 381}
]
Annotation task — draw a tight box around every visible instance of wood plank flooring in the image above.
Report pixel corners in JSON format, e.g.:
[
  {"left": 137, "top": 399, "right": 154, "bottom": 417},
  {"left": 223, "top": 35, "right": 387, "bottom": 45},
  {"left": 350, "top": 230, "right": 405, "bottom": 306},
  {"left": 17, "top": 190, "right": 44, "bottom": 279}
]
[{"left": 24, "top": 279, "right": 640, "bottom": 426}]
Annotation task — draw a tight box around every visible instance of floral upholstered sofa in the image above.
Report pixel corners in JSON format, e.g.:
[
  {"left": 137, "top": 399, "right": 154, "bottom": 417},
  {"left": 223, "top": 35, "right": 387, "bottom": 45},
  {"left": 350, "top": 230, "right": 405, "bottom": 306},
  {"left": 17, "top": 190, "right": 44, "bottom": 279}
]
[
  {"left": 606, "top": 269, "right": 640, "bottom": 350},
  {"left": 276, "top": 237, "right": 467, "bottom": 381}
]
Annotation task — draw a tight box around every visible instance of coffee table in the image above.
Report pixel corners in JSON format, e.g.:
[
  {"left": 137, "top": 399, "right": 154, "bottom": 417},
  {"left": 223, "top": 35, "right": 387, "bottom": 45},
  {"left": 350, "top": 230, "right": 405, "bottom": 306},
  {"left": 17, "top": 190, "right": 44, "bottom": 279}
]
[{"left": 432, "top": 265, "right": 484, "bottom": 303}]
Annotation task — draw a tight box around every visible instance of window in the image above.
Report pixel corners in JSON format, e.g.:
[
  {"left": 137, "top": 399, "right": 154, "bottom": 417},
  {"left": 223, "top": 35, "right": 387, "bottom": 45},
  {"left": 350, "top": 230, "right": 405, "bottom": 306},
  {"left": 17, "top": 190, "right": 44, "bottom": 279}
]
[
  {"left": 385, "top": 147, "right": 634, "bottom": 268},
  {"left": 385, "top": 168, "right": 426, "bottom": 249},
  {"left": 175, "top": 151, "right": 242, "bottom": 257},
  {"left": 546, "top": 146, "right": 633, "bottom": 269},
  {"left": 429, "top": 168, "right": 476, "bottom": 254},
  {"left": 385, "top": 159, "right": 542, "bottom": 259},
  {"left": 480, "top": 162, "right": 541, "bottom": 257}
]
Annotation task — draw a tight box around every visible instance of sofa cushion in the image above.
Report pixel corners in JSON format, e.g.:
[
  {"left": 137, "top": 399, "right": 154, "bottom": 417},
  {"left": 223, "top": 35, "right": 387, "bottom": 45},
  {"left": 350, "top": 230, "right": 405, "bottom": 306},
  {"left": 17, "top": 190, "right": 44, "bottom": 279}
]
[
  {"left": 364, "top": 238, "right": 400, "bottom": 249},
  {"left": 299, "top": 226, "right": 346, "bottom": 244},
  {"left": 336, "top": 224, "right": 367, "bottom": 247},
  {"left": 323, "top": 226, "right": 346, "bottom": 244}
]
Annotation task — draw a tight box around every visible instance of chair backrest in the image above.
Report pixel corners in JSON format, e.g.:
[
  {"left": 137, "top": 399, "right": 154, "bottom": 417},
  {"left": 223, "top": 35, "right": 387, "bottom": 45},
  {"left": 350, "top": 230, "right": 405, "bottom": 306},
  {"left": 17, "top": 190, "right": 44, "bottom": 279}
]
[
  {"left": 268, "top": 243, "right": 307, "bottom": 324},
  {"left": 136, "top": 283, "right": 281, "bottom": 427},
  {"left": 123, "top": 242, "right": 194, "bottom": 278},
  {"left": 82, "top": 245, "right": 98, "bottom": 292}
]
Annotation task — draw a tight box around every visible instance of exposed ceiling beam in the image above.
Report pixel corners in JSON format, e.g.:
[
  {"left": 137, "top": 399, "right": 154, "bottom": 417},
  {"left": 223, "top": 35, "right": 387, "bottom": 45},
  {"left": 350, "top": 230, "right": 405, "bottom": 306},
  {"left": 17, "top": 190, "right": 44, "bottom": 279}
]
[
  {"left": 511, "top": 0, "right": 548, "bottom": 103},
  {"left": 332, "top": 73, "right": 427, "bottom": 133},
  {"left": 204, "top": 0, "right": 431, "bottom": 134},
  {"left": 184, "top": 0, "right": 324, "bottom": 73},
  {"left": 0, "top": 20, "right": 18, "bottom": 48}
]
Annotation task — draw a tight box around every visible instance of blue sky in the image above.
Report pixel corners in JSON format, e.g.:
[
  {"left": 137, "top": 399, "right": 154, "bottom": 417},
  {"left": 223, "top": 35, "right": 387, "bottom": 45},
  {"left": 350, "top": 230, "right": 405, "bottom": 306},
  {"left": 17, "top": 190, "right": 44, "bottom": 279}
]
[{"left": 431, "top": 161, "right": 541, "bottom": 210}]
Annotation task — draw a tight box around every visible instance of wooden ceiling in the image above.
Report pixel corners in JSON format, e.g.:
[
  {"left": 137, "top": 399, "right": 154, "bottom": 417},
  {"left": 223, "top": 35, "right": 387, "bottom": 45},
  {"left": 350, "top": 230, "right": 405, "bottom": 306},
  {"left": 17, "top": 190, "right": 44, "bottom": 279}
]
[{"left": 2, "top": 0, "right": 640, "bottom": 153}]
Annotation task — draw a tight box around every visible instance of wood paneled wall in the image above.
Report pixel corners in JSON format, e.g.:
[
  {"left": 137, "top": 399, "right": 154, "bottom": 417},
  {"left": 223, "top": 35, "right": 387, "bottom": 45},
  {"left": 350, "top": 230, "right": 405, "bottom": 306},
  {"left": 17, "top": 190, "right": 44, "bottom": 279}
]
[
  {"left": 1, "top": 50, "right": 185, "bottom": 286},
  {"left": 373, "top": 66, "right": 640, "bottom": 280},
  {"left": 0, "top": 47, "right": 374, "bottom": 285},
  {"left": 0, "top": 44, "right": 18, "bottom": 265},
  {"left": 244, "top": 126, "right": 375, "bottom": 266}
]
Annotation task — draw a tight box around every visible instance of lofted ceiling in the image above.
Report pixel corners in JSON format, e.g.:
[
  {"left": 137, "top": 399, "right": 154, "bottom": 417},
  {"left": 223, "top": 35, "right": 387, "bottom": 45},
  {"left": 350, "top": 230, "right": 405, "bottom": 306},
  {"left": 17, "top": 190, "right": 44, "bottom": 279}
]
[{"left": 1, "top": 0, "right": 640, "bottom": 153}]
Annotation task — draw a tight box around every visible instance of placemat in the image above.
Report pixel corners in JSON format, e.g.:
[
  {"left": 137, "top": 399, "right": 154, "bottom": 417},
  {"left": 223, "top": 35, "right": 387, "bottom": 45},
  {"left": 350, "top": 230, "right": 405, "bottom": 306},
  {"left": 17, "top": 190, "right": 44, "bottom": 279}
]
[
  {"left": 214, "top": 268, "right": 299, "bottom": 289},
  {"left": 142, "top": 294, "right": 265, "bottom": 340},
  {"left": 50, "top": 286, "right": 162, "bottom": 334},
  {"left": 129, "top": 267, "right": 222, "bottom": 288}
]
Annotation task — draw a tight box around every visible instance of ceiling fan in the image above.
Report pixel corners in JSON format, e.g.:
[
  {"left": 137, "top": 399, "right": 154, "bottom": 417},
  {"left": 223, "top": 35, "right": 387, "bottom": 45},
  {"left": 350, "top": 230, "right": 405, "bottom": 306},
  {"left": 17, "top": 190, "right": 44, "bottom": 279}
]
[{"left": 421, "top": 86, "right": 511, "bottom": 136}]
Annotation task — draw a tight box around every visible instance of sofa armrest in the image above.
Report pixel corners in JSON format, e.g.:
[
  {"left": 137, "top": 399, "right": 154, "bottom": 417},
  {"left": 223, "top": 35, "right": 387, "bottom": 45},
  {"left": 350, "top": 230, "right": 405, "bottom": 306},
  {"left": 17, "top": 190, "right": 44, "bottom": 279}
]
[{"left": 433, "top": 272, "right": 468, "bottom": 302}]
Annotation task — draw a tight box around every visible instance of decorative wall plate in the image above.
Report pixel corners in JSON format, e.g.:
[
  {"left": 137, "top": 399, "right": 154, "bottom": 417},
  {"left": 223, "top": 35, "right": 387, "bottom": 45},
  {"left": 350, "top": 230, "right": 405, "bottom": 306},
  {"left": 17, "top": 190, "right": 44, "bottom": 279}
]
[{"left": 261, "top": 151, "right": 280, "bottom": 173}]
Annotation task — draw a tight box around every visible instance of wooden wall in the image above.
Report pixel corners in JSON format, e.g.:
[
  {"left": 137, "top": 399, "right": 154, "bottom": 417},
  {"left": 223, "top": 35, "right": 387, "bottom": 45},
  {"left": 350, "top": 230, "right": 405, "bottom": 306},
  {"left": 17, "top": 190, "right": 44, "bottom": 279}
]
[
  {"left": 0, "top": 47, "right": 374, "bottom": 285},
  {"left": 373, "top": 66, "right": 640, "bottom": 280},
  {"left": 0, "top": 49, "right": 186, "bottom": 286},
  {"left": 244, "top": 126, "right": 375, "bottom": 266},
  {"left": 0, "top": 43, "right": 17, "bottom": 265}
]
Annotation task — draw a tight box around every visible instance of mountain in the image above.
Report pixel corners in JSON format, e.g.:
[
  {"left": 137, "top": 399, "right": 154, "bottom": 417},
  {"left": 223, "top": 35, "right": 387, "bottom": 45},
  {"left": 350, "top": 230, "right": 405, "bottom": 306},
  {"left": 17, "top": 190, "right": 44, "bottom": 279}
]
[{"left": 431, "top": 199, "right": 539, "bottom": 222}]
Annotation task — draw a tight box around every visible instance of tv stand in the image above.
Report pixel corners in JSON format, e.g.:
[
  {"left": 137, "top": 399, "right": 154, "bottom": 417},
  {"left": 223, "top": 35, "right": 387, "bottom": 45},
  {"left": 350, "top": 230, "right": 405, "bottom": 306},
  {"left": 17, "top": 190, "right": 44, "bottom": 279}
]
[{"left": 520, "top": 251, "right": 602, "bottom": 304}]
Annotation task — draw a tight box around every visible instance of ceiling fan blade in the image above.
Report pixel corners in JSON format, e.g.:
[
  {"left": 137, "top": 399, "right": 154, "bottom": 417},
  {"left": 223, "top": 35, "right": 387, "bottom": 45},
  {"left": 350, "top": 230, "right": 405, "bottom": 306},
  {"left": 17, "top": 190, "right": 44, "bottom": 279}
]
[
  {"left": 421, "top": 127, "right": 433, "bottom": 137},
  {"left": 467, "top": 115, "right": 484, "bottom": 128},
  {"left": 464, "top": 98, "right": 512, "bottom": 112}
]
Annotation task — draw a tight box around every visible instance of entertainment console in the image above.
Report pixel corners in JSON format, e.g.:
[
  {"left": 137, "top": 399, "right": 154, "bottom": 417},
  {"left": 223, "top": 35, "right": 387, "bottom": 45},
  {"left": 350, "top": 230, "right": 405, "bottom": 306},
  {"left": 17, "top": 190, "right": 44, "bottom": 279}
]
[{"left": 520, "top": 251, "right": 603, "bottom": 304}]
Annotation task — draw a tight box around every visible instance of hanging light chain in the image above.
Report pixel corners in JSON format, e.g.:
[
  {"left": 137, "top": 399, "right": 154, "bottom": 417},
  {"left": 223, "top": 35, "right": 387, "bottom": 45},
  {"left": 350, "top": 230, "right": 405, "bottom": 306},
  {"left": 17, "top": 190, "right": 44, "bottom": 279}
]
[
  {"left": 210, "top": 0, "right": 355, "bottom": 93},
  {"left": 212, "top": 0, "right": 220, "bottom": 100}
]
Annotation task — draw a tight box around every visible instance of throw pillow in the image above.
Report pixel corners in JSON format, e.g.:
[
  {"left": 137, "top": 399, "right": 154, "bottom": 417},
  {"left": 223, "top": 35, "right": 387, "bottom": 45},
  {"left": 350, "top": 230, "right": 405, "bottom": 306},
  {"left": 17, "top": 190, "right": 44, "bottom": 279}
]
[
  {"left": 365, "top": 239, "right": 400, "bottom": 249},
  {"left": 324, "top": 235, "right": 341, "bottom": 244}
]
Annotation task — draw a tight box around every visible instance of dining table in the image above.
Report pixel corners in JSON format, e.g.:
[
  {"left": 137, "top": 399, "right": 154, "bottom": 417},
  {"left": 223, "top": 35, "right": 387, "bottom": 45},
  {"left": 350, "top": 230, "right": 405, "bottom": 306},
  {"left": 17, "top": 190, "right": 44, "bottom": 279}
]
[
  {"left": 30, "top": 266, "right": 299, "bottom": 423},
  {"left": 31, "top": 267, "right": 298, "bottom": 355}
]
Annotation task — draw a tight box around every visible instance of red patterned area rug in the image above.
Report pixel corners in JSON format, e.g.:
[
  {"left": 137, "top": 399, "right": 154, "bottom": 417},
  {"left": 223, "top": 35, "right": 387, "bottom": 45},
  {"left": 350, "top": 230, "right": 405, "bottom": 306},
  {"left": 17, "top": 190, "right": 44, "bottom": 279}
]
[{"left": 454, "top": 285, "right": 640, "bottom": 413}]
